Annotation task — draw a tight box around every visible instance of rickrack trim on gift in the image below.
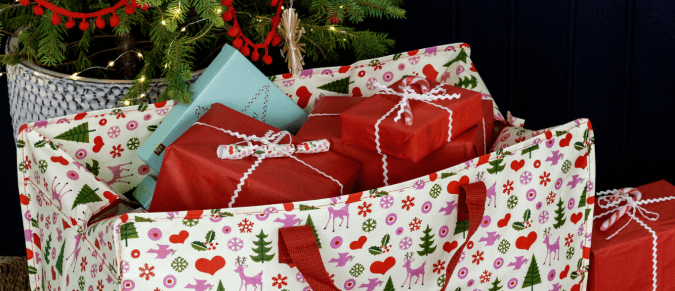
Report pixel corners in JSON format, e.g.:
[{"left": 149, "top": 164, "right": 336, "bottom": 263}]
[{"left": 117, "top": 119, "right": 594, "bottom": 222}]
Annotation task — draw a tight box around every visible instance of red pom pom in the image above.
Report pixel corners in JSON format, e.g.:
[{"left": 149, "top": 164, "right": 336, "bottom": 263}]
[
  {"left": 262, "top": 54, "right": 273, "bottom": 65},
  {"left": 251, "top": 49, "right": 260, "bottom": 62},
  {"left": 271, "top": 0, "right": 279, "bottom": 7},
  {"left": 240, "top": 46, "right": 250, "bottom": 57},
  {"left": 125, "top": 4, "right": 136, "bottom": 15},
  {"left": 19, "top": 0, "right": 30, "bottom": 6},
  {"left": 227, "top": 26, "right": 240, "bottom": 37},
  {"left": 79, "top": 19, "right": 90, "bottom": 31},
  {"left": 131, "top": 0, "right": 139, "bottom": 7},
  {"left": 33, "top": 5, "right": 44, "bottom": 16},
  {"left": 222, "top": 10, "right": 233, "bottom": 21},
  {"left": 65, "top": 18, "right": 76, "bottom": 29},
  {"left": 232, "top": 38, "right": 243, "bottom": 49},
  {"left": 272, "top": 35, "right": 282, "bottom": 46},
  {"left": 329, "top": 16, "right": 340, "bottom": 24},
  {"left": 222, "top": 0, "right": 233, "bottom": 6},
  {"left": 51, "top": 13, "right": 62, "bottom": 26},
  {"left": 110, "top": 13, "right": 120, "bottom": 27},
  {"left": 141, "top": 4, "right": 149, "bottom": 10},
  {"left": 96, "top": 16, "right": 105, "bottom": 29}
]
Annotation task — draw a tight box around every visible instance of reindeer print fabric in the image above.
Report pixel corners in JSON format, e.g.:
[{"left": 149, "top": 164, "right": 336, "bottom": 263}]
[{"left": 17, "top": 95, "right": 594, "bottom": 290}]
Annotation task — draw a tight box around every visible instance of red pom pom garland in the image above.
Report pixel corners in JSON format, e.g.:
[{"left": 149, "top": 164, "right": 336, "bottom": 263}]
[
  {"left": 20, "top": 0, "right": 133, "bottom": 29},
  {"left": 222, "top": 0, "right": 283, "bottom": 64}
]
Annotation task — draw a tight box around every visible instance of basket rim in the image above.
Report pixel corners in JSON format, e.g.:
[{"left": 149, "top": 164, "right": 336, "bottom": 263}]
[{"left": 5, "top": 34, "right": 206, "bottom": 85}]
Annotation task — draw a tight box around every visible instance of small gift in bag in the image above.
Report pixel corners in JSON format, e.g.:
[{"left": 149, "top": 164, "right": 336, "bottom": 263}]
[
  {"left": 299, "top": 96, "right": 493, "bottom": 190},
  {"left": 149, "top": 103, "right": 360, "bottom": 212},
  {"left": 589, "top": 180, "right": 675, "bottom": 291},
  {"left": 341, "top": 76, "right": 483, "bottom": 162}
]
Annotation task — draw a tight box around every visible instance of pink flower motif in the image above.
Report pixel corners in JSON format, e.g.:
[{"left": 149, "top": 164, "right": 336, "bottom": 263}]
[{"left": 107, "top": 126, "right": 121, "bottom": 139}]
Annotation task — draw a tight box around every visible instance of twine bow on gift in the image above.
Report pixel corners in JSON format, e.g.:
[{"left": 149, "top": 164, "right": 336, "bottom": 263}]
[
  {"left": 374, "top": 76, "right": 461, "bottom": 127},
  {"left": 194, "top": 122, "right": 342, "bottom": 207}
]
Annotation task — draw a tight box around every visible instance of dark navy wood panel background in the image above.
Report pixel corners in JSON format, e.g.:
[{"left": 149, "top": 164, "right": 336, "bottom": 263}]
[{"left": 1, "top": 0, "right": 674, "bottom": 255}]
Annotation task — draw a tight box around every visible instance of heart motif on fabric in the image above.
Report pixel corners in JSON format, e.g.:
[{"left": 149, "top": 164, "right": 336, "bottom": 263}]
[
  {"left": 103, "top": 191, "right": 117, "bottom": 203},
  {"left": 422, "top": 64, "right": 439, "bottom": 82},
  {"left": 154, "top": 101, "right": 167, "bottom": 108},
  {"left": 515, "top": 231, "right": 537, "bottom": 250},
  {"left": 587, "top": 196, "right": 595, "bottom": 205},
  {"left": 575, "top": 154, "right": 588, "bottom": 169},
  {"left": 195, "top": 256, "right": 225, "bottom": 276},
  {"left": 443, "top": 241, "right": 458, "bottom": 253},
  {"left": 545, "top": 131, "right": 553, "bottom": 140},
  {"left": 370, "top": 257, "right": 396, "bottom": 275},
  {"left": 559, "top": 133, "right": 572, "bottom": 147},
  {"left": 169, "top": 230, "right": 189, "bottom": 244},
  {"left": 510, "top": 160, "right": 525, "bottom": 172},
  {"left": 295, "top": 86, "right": 312, "bottom": 109},
  {"left": 560, "top": 265, "right": 570, "bottom": 279},
  {"left": 429, "top": 172, "right": 438, "bottom": 182},
  {"left": 339, "top": 66, "right": 351, "bottom": 74},
  {"left": 51, "top": 266, "right": 56, "bottom": 280},
  {"left": 95, "top": 239, "right": 100, "bottom": 249},
  {"left": 62, "top": 219, "right": 71, "bottom": 229},
  {"left": 74, "top": 112, "right": 87, "bottom": 120},
  {"left": 33, "top": 233, "right": 41, "bottom": 250},
  {"left": 571, "top": 282, "right": 582, "bottom": 291},
  {"left": 352, "top": 87, "right": 363, "bottom": 97},
  {"left": 570, "top": 212, "right": 583, "bottom": 224},
  {"left": 26, "top": 249, "right": 33, "bottom": 260},
  {"left": 20, "top": 194, "right": 29, "bottom": 205},
  {"left": 93, "top": 136, "right": 104, "bottom": 153},
  {"left": 283, "top": 203, "right": 295, "bottom": 211},
  {"left": 50, "top": 156, "right": 69, "bottom": 165},
  {"left": 447, "top": 175, "right": 470, "bottom": 194},
  {"left": 350, "top": 236, "right": 367, "bottom": 250},
  {"left": 497, "top": 213, "right": 511, "bottom": 228}
]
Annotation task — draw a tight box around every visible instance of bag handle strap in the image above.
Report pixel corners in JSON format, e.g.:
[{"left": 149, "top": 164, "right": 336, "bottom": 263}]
[
  {"left": 441, "top": 181, "right": 488, "bottom": 291},
  {"left": 279, "top": 225, "right": 340, "bottom": 291}
]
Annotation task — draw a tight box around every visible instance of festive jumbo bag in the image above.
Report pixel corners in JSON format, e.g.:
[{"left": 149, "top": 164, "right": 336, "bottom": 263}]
[{"left": 17, "top": 96, "right": 595, "bottom": 291}]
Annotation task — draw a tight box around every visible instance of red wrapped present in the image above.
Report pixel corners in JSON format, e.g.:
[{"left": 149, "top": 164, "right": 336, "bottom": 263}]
[
  {"left": 150, "top": 103, "right": 360, "bottom": 212},
  {"left": 299, "top": 96, "right": 493, "bottom": 191},
  {"left": 341, "top": 76, "right": 483, "bottom": 163},
  {"left": 589, "top": 180, "right": 675, "bottom": 291}
]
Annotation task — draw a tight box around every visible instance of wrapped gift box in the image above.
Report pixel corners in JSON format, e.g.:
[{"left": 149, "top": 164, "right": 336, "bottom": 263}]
[
  {"left": 340, "top": 78, "right": 483, "bottom": 163},
  {"left": 299, "top": 96, "right": 493, "bottom": 191},
  {"left": 589, "top": 180, "right": 675, "bottom": 291},
  {"left": 137, "top": 44, "right": 308, "bottom": 173},
  {"left": 149, "top": 103, "right": 360, "bottom": 212}
]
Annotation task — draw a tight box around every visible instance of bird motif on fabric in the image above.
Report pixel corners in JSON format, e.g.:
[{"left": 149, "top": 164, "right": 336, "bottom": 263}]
[
  {"left": 328, "top": 252, "right": 353, "bottom": 267},
  {"left": 508, "top": 256, "right": 529, "bottom": 270},
  {"left": 567, "top": 174, "right": 584, "bottom": 189},
  {"left": 358, "top": 278, "right": 383, "bottom": 291},
  {"left": 185, "top": 279, "right": 211, "bottom": 291},
  {"left": 147, "top": 244, "right": 174, "bottom": 259},
  {"left": 438, "top": 201, "right": 457, "bottom": 216},
  {"left": 546, "top": 150, "right": 563, "bottom": 165},
  {"left": 478, "top": 231, "right": 500, "bottom": 246},
  {"left": 273, "top": 214, "right": 302, "bottom": 228}
]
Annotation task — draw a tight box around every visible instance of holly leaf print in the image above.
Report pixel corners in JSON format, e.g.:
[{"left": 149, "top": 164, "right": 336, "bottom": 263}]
[
  {"left": 16, "top": 140, "right": 25, "bottom": 148},
  {"left": 34, "top": 140, "right": 47, "bottom": 148},
  {"left": 49, "top": 141, "right": 58, "bottom": 150},
  {"left": 191, "top": 241, "right": 208, "bottom": 251},
  {"left": 381, "top": 234, "right": 391, "bottom": 247},
  {"left": 205, "top": 230, "right": 216, "bottom": 244},
  {"left": 512, "top": 221, "right": 526, "bottom": 231},
  {"left": 523, "top": 209, "right": 531, "bottom": 222},
  {"left": 368, "top": 246, "right": 383, "bottom": 256},
  {"left": 574, "top": 142, "right": 585, "bottom": 151}
]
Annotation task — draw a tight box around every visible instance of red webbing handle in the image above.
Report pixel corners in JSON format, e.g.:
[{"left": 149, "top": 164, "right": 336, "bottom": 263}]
[
  {"left": 279, "top": 226, "right": 340, "bottom": 291},
  {"left": 441, "top": 182, "right": 488, "bottom": 291}
]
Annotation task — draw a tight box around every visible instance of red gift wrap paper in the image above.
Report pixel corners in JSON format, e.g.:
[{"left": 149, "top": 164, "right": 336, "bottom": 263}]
[
  {"left": 150, "top": 103, "right": 360, "bottom": 212},
  {"left": 298, "top": 97, "right": 494, "bottom": 192},
  {"left": 589, "top": 180, "right": 675, "bottom": 291},
  {"left": 340, "top": 78, "right": 484, "bottom": 163}
]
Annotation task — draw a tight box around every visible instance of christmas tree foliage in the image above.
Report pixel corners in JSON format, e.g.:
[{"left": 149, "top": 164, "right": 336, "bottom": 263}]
[
  {"left": 383, "top": 276, "right": 396, "bottom": 291},
  {"left": 443, "top": 49, "right": 468, "bottom": 67},
  {"left": 417, "top": 225, "right": 437, "bottom": 256},
  {"left": 317, "top": 77, "right": 354, "bottom": 94},
  {"left": 521, "top": 255, "right": 542, "bottom": 290},
  {"left": 487, "top": 158, "right": 506, "bottom": 174},
  {"left": 120, "top": 222, "right": 139, "bottom": 247},
  {"left": 306, "top": 215, "right": 322, "bottom": 249},
  {"left": 0, "top": 0, "right": 406, "bottom": 105},
  {"left": 521, "top": 145, "right": 539, "bottom": 159},
  {"left": 250, "top": 229, "right": 275, "bottom": 263},
  {"left": 454, "top": 219, "right": 469, "bottom": 238},
  {"left": 300, "top": 204, "right": 320, "bottom": 211},
  {"left": 55, "top": 240, "right": 65, "bottom": 275},
  {"left": 54, "top": 123, "right": 95, "bottom": 143},
  {"left": 488, "top": 277, "right": 502, "bottom": 291},
  {"left": 85, "top": 160, "right": 100, "bottom": 176},
  {"left": 553, "top": 198, "right": 566, "bottom": 229},
  {"left": 454, "top": 75, "right": 477, "bottom": 89},
  {"left": 71, "top": 184, "right": 102, "bottom": 210},
  {"left": 217, "top": 280, "right": 225, "bottom": 291},
  {"left": 44, "top": 234, "right": 53, "bottom": 264},
  {"left": 578, "top": 186, "right": 587, "bottom": 208}
]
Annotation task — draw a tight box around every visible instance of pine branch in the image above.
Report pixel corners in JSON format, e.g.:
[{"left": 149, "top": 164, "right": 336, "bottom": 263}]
[{"left": 37, "top": 13, "right": 67, "bottom": 67}]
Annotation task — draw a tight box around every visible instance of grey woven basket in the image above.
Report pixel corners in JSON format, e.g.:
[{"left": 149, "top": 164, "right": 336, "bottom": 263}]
[
  {"left": 0, "top": 256, "right": 29, "bottom": 291},
  {"left": 5, "top": 36, "right": 204, "bottom": 139}
]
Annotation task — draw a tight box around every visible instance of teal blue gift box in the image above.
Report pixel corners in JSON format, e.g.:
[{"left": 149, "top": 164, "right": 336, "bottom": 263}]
[{"left": 137, "top": 44, "right": 308, "bottom": 172}]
